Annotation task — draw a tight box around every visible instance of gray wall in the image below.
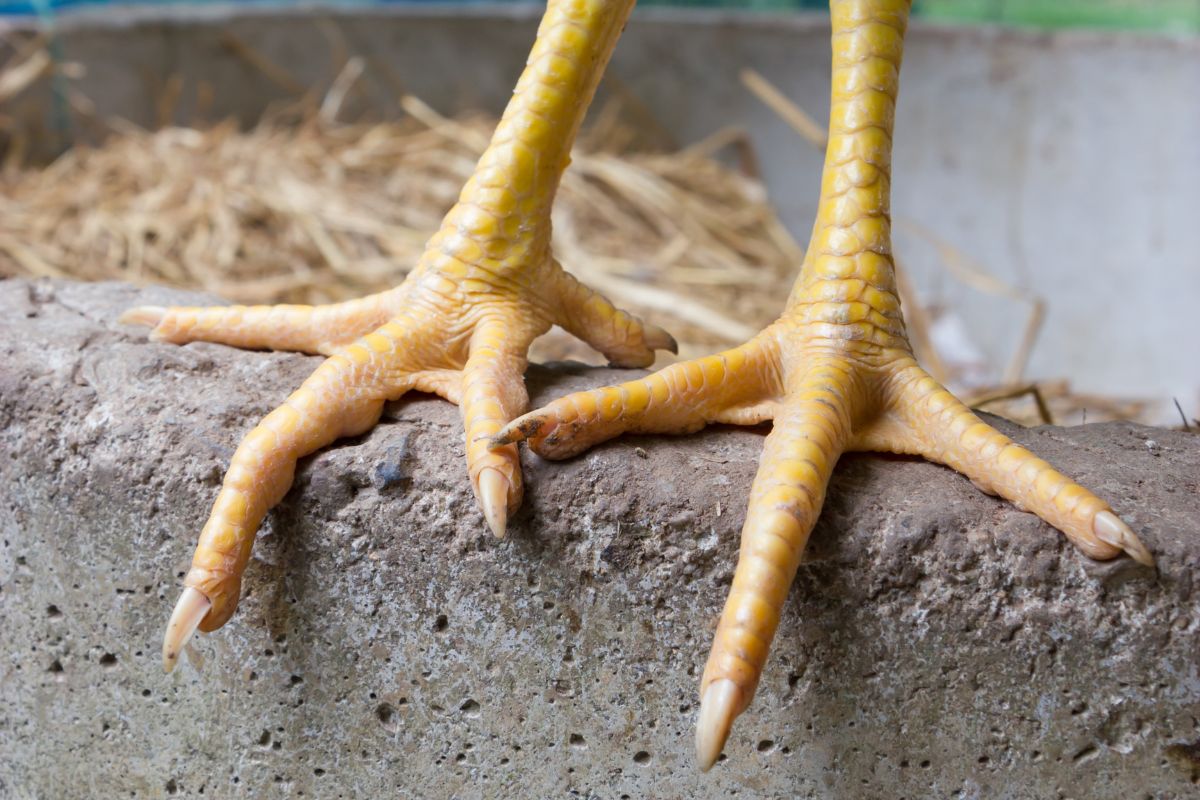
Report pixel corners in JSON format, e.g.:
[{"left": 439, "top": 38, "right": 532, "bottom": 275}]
[{"left": 9, "top": 3, "right": 1200, "bottom": 415}]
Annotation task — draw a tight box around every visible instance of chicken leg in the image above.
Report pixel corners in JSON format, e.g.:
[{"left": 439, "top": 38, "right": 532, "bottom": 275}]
[
  {"left": 494, "top": 0, "right": 1154, "bottom": 770},
  {"left": 124, "top": 0, "right": 674, "bottom": 671}
]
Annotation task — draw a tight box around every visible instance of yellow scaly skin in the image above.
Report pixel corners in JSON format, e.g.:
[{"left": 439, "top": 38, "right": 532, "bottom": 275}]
[
  {"left": 124, "top": 0, "right": 677, "bottom": 670},
  {"left": 495, "top": 0, "right": 1155, "bottom": 770}
]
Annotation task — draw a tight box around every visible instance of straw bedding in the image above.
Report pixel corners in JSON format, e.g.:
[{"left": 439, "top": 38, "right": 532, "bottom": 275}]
[{"left": 0, "top": 44, "right": 1150, "bottom": 426}]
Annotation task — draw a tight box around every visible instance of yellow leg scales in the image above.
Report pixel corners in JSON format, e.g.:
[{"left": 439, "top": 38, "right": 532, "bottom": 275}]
[
  {"left": 124, "top": 0, "right": 675, "bottom": 670},
  {"left": 496, "top": 0, "right": 1153, "bottom": 770}
]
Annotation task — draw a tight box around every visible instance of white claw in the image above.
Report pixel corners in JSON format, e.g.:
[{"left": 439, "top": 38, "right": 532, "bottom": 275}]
[
  {"left": 1093, "top": 510, "right": 1155, "bottom": 568},
  {"left": 163, "top": 587, "right": 211, "bottom": 673},
  {"left": 478, "top": 468, "right": 509, "bottom": 539},
  {"left": 696, "top": 678, "right": 741, "bottom": 772}
]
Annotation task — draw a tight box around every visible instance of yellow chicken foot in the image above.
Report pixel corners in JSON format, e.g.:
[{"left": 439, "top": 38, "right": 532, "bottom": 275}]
[
  {"left": 494, "top": 0, "right": 1154, "bottom": 770},
  {"left": 123, "top": 0, "right": 674, "bottom": 670}
]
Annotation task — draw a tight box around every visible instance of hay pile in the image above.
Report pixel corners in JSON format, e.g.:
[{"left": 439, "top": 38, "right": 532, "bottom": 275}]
[
  {"left": 0, "top": 45, "right": 1154, "bottom": 425},
  {"left": 0, "top": 85, "right": 799, "bottom": 363}
]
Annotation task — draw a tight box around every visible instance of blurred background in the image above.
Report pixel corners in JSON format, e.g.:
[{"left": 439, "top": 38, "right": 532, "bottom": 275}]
[
  {"left": 1, "top": 0, "right": 1197, "bottom": 426},
  {"left": 4, "top": 0, "right": 1200, "bottom": 31},
  {"left": 3, "top": 0, "right": 1200, "bottom": 32}
]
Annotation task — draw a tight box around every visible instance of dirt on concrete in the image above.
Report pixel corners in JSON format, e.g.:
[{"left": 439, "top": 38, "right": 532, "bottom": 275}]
[{"left": 1, "top": 278, "right": 1198, "bottom": 799}]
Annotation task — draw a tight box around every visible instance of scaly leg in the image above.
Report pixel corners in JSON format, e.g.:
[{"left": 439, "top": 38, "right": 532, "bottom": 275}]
[
  {"left": 123, "top": 0, "right": 675, "bottom": 671},
  {"left": 495, "top": 0, "right": 1154, "bottom": 769}
]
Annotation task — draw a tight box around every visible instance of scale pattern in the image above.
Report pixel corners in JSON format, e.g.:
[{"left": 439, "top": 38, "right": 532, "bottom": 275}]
[
  {"left": 125, "top": 0, "right": 672, "bottom": 635},
  {"left": 495, "top": 0, "right": 1154, "bottom": 769}
]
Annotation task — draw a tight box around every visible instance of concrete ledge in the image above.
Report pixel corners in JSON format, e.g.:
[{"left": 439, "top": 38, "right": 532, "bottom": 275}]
[{"left": 1, "top": 278, "right": 1198, "bottom": 798}]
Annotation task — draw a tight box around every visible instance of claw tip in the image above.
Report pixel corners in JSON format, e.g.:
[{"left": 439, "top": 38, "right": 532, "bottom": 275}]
[
  {"left": 663, "top": 331, "right": 679, "bottom": 355},
  {"left": 478, "top": 468, "right": 509, "bottom": 539},
  {"left": 696, "top": 679, "right": 741, "bottom": 772},
  {"left": 1093, "top": 510, "right": 1155, "bottom": 568},
  {"left": 492, "top": 417, "right": 545, "bottom": 448},
  {"left": 645, "top": 324, "right": 679, "bottom": 355},
  {"left": 163, "top": 587, "right": 211, "bottom": 673},
  {"left": 488, "top": 430, "right": 516, "bottom": 449}
]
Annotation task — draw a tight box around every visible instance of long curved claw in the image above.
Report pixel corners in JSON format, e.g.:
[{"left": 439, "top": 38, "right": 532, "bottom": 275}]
[
  {"left": 1094, "top": 510, "right": 1155, "bottom": 568},
  {"left": 696, "top": 678, "right": 740, "bottom": 772},
  {"left": 163, "top": 587, "right": 211, "bottom": 673},
  {"left": 477, "top": 468, "right": 510, "bottom": 539}
]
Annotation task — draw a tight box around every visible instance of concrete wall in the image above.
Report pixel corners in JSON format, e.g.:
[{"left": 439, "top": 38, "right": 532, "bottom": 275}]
[
  {"left": 3, "top": 279, "right": 1198, "bottom": 798},
  {"left": 7, "top": 3, "right": 1200, "bottom": 413}
]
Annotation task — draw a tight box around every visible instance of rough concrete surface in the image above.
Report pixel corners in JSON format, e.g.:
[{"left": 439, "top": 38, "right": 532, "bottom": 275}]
[{"left": 1, "top": 278, "right": 1198, "bottom": 799}]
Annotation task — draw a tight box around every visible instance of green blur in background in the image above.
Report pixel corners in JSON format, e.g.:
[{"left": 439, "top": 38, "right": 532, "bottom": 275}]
[
  {"left": 644, "top": 0, "right": 1200, "bottom": 34},
  {"left": 11, "top": 1, "right": 1200, "bottom": 35}
]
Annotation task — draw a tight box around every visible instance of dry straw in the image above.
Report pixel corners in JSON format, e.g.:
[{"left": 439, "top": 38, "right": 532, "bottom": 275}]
[
  {"left": 0, "top": 40, "right": 1149, "bottom": 425},
  {"left": 0, "top": 54, "right": 799, "bottom": 365}
]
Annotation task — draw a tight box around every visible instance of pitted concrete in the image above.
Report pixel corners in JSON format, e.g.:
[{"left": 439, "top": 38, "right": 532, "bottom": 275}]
[{"left": 1, "top": 278, "right": 1198, "bottom": 798}]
